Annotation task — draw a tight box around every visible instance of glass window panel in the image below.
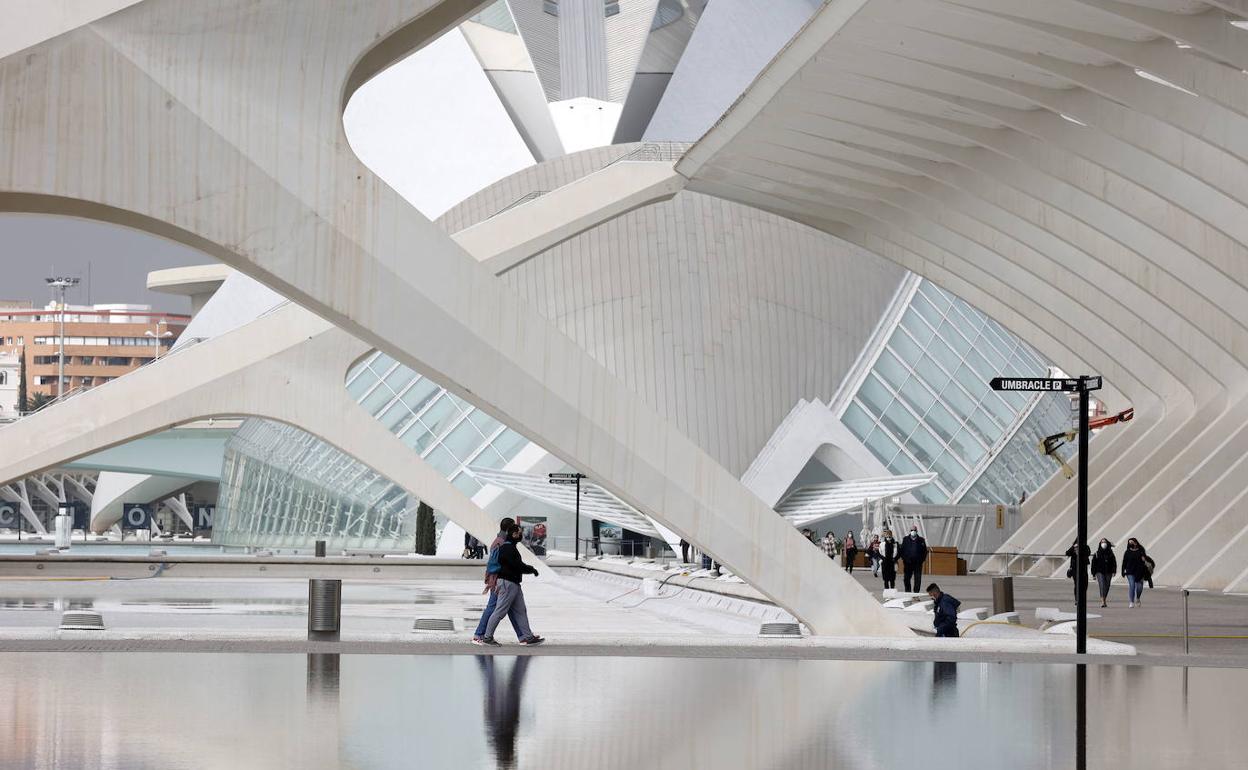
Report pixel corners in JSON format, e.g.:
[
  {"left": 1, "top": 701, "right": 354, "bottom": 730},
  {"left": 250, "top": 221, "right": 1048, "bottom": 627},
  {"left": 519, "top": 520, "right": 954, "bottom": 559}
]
[
  {"left": 898, "top": 375, "right": 936, "bottom": 416},
  {"left": 887, "top": 450, "right": 922, "bottom": 476},
  {"left": 913, "top": 354, "right": 950, "bottom": 394},
  {"left": 967, "top": 407, "right": 1002, "bottom": 443},
  {"left": 419, "top": 396, "right": 462, "bottom": 439},
  {"left": 400, "top": 423, "right": 436, "bottom": 454},
  {"left": 360, "top": 380, "right": 396, "bottom": 416},
  {"left": 470, "top": 447, "right": 507, "bottom": 471},
  {"left": 345, "top": 366, "right": 379, "bottom": 400},
  {"left": 467, "top": 409, "right": 502, "bottom": 437},
  {"left": 381, "top": 365, "right": 417, "bottom": 396},
  {"left": 940, "top": 380, "right": 976, "bottom": 421},
  {"left": 954, "top": 364, "right": 985, "bottom": 400},
  {"left": 926, "top": 334, "right": 960, "bottom": 375},
  {"left": 864, "top": 428, "right": 900, "bottom": 466},
  {"left": 964, "top": 347, "right": 996, "bottom": 379},
  {"left": 491, "top": 429, "right": 529, "bottom": 461},
  {"left": 424, "top": 445, "right": 458, "bottom": 476},
  {"left": 911, "top": 292, "right": 944, "bottom": 328},
  {"left": 400, "top": 378, "right": 440, "bottom": 415},
  {"left": 889, "top": 327, "right": 923, "bottom": 365},
  {"left": 907, "top": 424, "right": 943, "bottom": 467},
  {"left": 369, "top": 353, "right": 398, "bottom": 376},
  {"left": 925, "top": 400, "right": 960, "bottom": 444},
  {"left": 377, "top": 400, "right": 416, "bottom": 434},
  {"left": 899, "top": 307, "right": 934, "bottom": 346},
  {"left": 443, "top": 419, "right": 485, "bottom": 461},
  {"left": 880, "top": 402, "right": 919, "bottom": 443},
  {"left": 918, "top": 280, "right": 952, "bottom": 310},
  {"left": 938, "top": 319, "right": 972, "bottom": 355},
  {"left": 948, "top": 427, "right": 986, "bottom": 466},
  {"left": 931, "top": 451, "right": 967, "bottom": 491},
  {"left": 842, "top": 402, "right": 874, "bottom": 442},
  {"left": 857, "top": 373, "right": 894, "bottom": 417},
  {"left": 875, "top": 349, "right": 908, "bottom": 390},
  {"left": 981, "top": 391, "right": 1016, "bottom": 425},
  {"left": 452, "top": 472, "right": 483, "bottom": 498}
]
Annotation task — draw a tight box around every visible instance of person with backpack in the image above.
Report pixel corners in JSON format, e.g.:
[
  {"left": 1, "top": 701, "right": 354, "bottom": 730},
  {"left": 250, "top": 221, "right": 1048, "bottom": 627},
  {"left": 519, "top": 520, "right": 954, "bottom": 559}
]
[
  {"left": 472, "top": 518, "right": 525, "bottom": 643},
  {"left": 1121, "top": 537, "right": 1150, "bottom": 608},
  {"left": 1090, "top": 538, "right": 1117, "bottom": 608},
  {"left": 477, "top": 524, "right": 544, "bottom": 646}
]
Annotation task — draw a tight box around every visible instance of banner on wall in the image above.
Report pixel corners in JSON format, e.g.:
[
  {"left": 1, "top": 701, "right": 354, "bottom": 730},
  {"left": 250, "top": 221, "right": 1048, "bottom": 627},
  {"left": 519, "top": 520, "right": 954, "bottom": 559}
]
[
  {"left": 121, "top": 503, "right": 152, "bottom": 531},
  {"left": 516, "top": 516, "right": 548, "bottom": 556},
  {"left": 194, "top": 505, "right": 215, "bottom": 532}
]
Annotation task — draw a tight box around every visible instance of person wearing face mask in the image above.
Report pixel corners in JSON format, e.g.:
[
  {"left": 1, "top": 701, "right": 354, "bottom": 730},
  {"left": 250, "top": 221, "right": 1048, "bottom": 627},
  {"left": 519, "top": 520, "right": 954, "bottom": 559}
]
[
  {"left": 842, "top": 531, "right": 858, "bottom": 573},
  {"left": 880, "top": 530, "right": 899, "bottom": 590},
  {"left": 898, "top": 526, "right": 928, "bottom": 593},
  {"left": 1090, "top": 539, "right": 1117, "bottom": 608},
  {"left": 477, "top": 524, "right": 544, "bottom": 646},
  {"left": 1121, "top": 538, "right": 1150, "bottom": 608}
]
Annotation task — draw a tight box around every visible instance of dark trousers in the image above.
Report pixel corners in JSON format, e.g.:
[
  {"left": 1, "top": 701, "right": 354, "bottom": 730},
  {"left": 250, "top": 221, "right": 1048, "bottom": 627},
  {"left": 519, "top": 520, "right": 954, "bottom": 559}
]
[
  {"left": 844, "top": 548, "right": 857, "bottom": 573},
  {"left": 882, "top": 564, "right": 897, "bottom": 589},
  {"left": 935, "top": 623, "right": 958, "bottom": 638},
  {"left": 903, "top": 561, "right": 922, "bottom": 593},
  {"left": 680, "top": 542, "right": 689, "bottom": 563}
]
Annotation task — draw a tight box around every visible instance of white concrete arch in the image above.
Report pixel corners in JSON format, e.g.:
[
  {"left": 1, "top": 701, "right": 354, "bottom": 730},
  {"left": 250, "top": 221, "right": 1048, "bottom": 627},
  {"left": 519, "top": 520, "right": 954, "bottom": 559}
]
[
  {"left": 679, "top": 0, "right": 1248, "bottom": 591},
  {"left": 0, "top": 0, "right": 906, "bottom": 635}
]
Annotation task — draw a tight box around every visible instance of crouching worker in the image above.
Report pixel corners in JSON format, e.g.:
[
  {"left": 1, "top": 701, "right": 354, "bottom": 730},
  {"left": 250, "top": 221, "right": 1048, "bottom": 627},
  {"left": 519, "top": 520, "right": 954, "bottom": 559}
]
[{"left": 927, "top": 583, "right": 961, "bottom": 638}]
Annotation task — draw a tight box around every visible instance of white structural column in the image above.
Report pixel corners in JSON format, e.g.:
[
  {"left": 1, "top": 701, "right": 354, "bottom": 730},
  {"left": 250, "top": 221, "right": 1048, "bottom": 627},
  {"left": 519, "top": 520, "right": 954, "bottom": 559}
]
[
  {"left": 678, "top": 0, "right": 1248, "bottom": 592},
  {"left": 0, "top": 1, "right": 905, "bottom": 635}
]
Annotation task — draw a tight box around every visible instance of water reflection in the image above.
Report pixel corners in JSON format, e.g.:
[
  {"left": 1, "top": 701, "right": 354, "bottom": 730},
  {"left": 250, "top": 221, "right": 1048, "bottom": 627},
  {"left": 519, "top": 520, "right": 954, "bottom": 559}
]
[
  {"left": 476, "top": 656, "right": 531, "bottom": 769},
  {"left": 0, "top": 654, "right": 1243, "bottom": 769}
]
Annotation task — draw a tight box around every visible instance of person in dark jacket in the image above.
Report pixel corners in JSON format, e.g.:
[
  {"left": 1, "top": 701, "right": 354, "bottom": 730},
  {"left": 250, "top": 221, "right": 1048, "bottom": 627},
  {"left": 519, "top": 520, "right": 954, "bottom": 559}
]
[
  {"left": 1065, "top": 538, "right": 1092, "bottom": 601},
  {"left": 1090, "top": 538, "right": 1117, "bottom": 607},
  {"left": 899, "top": 526, "right": 928, "bottom": 592},
  {"left": 880, "top": 531, "right": 899, "bottom": 590},
  {"left": 1121, "top": 538, "right": 1150, "bottom": 608},
  {"left": 927, "top": 583, "right": 961, "bottom": 638},
  {"left": 472, "top": 518, "right": 524, "bottom": 644},
  {"left": 843, "top": 532, "right": 858, "bottom": 573},
  {"left": 479, "top": 524, "right": 544, "bottom": 646}
]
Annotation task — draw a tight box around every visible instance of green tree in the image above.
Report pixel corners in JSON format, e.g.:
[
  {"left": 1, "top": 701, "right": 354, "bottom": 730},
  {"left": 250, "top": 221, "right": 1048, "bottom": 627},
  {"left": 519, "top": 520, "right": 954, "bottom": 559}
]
[
  {"left": 414, "top": 501, "right": 436, "bottom": 555},
  {"left": 16, "top": 348, "right": 27, "bottom": 413},
  {"left": 26, "top": 392, "right": 53, "bottom": 413}
]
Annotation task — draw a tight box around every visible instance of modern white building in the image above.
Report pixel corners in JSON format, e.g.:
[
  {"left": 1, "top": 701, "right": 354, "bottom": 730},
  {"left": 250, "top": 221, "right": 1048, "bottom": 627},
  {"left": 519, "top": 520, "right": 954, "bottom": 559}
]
[
  {"left": 4, "top": 0, "right": 1248, "bottom": 633},
  {"left": 0, "top": 351, "right": 18, "bottom": 419}
]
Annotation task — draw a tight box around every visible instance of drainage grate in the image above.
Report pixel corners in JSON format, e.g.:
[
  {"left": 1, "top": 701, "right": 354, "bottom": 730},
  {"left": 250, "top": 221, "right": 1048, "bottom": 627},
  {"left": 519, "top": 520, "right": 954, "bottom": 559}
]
[
  {"left": 60, "top": 610, "right": 105, "bottom": 631},
  {"left": 412, "top": 617, "right": 455, "bottom": 632},
  {"left": 758, "top": 622, "right": 801, "bottom": 638}
]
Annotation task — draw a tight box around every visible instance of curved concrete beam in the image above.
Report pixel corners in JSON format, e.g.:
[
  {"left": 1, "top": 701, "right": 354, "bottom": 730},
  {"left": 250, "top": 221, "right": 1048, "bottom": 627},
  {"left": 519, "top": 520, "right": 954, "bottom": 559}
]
[{"left": 0, "top": 0, "right": 907, "bottom": 635}]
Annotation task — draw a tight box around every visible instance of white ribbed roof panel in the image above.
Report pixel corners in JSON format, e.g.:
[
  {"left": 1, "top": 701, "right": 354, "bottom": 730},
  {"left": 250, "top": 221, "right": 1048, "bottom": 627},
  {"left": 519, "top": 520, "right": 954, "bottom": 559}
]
[
  {"left": 776, "top": 473, "right": 937, "bottom": 527},
  {"left": 468, "top": 466, "right": 661, "bottom": 537}
]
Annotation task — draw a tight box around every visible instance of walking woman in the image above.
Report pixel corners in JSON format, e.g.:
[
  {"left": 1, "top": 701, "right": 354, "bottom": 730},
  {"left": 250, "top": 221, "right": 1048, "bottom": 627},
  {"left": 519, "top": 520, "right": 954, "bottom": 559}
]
[
  {"left": 821, "top": 530, "right": 839, "bottom": 560},
  {"left": 867, "top": 534, "right": 882, "bottom": 578},
  {"left": 1090, "top": 538, "right": 1117, "bottom": 607},
  {"left": 1121, "top": 537, "right": 1149, "bottom": 608},
  {"left": 843, "top": 531, "right": 858, "bottom": 573}
]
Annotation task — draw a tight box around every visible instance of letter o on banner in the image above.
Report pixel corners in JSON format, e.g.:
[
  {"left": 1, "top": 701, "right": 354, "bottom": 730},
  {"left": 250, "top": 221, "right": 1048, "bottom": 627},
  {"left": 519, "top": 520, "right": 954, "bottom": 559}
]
[{"left": 121, "top": 504, "right": 151, "bottom": 531}]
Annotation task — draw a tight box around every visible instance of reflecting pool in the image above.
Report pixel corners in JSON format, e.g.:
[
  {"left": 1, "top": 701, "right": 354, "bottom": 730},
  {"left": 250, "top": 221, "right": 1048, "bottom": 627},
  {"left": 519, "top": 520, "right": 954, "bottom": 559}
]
[{"left": 0, "top": 653, "right": 1240, "bottom": 769}]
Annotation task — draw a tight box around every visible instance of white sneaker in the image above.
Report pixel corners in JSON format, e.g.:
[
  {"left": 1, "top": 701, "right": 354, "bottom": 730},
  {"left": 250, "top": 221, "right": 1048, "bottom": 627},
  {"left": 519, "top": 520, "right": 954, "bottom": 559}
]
[{"left": 1128, "top": 602, "right": 1134, "bottom": 608}]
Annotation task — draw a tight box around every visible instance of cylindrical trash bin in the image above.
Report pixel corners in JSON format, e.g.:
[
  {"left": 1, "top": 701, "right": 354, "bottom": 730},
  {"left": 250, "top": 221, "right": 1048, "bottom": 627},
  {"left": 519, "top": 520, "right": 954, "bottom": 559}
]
[
  {"left": 992, "top": 576, "right": 1015, "bottom": 616},
  {"left": 308, "top": 578, "right": 342, "bottom": 640},
  {"left": 314, "top": 540, "right": 326, "bottom": 558},
  {"left": 54, "top": 514, "right": 72, "bottom": 550}
]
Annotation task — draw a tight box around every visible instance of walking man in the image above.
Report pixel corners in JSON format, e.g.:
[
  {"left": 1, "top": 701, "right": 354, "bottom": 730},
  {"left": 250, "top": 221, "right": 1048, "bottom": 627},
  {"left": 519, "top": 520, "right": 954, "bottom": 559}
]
[
  {"left": 899, "top": 526, "right": 928, "bottom": 593},
  {"left": 927, "top": 583, "right": 961, "bottom": 638},
  {"left": 478, "top": 524, "right": 545, "bottom": 646},
  {"left": 472, "top": 518, "right": 524, "bottom": 644}
]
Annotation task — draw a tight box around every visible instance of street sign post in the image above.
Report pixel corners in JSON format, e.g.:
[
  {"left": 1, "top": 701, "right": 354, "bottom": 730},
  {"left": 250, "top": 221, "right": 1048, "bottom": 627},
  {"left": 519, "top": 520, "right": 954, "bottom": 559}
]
[
  {"left": 549, "top": 473, "right": 587, "bottom": 560},
  {"left": 992, "top": 374, "right": 1101, "bottom": 654}
]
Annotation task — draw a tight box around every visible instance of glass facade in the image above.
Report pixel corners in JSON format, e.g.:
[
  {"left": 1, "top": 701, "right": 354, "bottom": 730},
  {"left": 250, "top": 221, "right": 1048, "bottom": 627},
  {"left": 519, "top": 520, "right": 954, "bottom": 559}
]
[
  {"left": 214, "top": 351, "right": 538, "bottom": 549},
  {"left": 841, "top": 280, "right": 1072, "bottom": 504}
]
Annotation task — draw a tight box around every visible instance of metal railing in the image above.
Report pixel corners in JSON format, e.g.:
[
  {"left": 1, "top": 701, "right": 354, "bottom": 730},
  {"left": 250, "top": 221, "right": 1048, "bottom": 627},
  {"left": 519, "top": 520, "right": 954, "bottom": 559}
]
[
  {"left": 606, "top": 141, "right": 693, "bottom": 164},
  {"left": 482, "top": 190, "right": 549, "bottom": 222}
]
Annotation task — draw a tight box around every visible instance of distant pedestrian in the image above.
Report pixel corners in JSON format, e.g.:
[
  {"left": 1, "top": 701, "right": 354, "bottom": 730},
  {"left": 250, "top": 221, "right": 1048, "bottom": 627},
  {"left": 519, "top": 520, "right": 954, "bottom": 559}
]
[
  {"left": 867, "top": 535, "right": 882, "bottom": 578},
  {"left": 680, "top": 538, "right": 690, "bottom": 564},
  {"left": 1090, "top": 538, "right": 1117, "bottom": 608},
  {"left": 880, "top": 530, "right": 899, "bottom": 590},
  {"left": 478, "top": 524, "right": 544, "bottom": 646},
  {"left": 1121, "top": 537, "right": 1150, "bottom": 608},
  {"left": 472, "top": 518, "right": 524, "bottom": 644},
  {"left": 927, "top": 583, "right": 961, "bottom": 638},
  {"left": 822, "top": 530, "right": 839, "bottom": 559},
  {"left": 899, "top": 526, "right": 928, "bottom": 593},
  {"left": 843, "top": 532, "right": 858, "bottom": 573},
  {"left": 1065, "top": 538, "right": 1091, "bottom": 601}
]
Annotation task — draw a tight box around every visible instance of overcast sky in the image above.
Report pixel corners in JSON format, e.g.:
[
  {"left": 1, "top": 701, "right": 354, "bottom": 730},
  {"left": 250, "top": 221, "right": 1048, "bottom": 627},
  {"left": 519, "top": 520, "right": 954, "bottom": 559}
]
[{"left": 0, "top": 213, "right": 207, "bottom": 313}]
